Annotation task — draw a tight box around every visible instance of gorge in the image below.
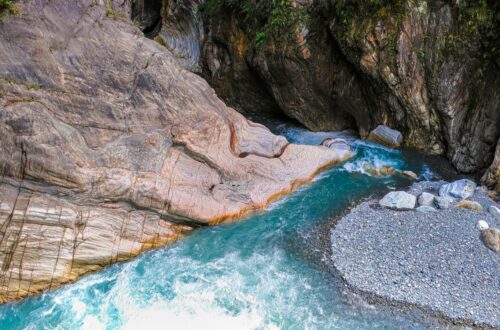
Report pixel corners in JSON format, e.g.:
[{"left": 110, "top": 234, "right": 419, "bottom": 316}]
[{"left": 0, "top": 0, "right": 499, "bottom": 328}]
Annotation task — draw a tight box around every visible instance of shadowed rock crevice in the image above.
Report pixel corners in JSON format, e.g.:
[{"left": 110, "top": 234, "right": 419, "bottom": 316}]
[{"left": 131, "top": 0, "right": 163, "bottom": 38}]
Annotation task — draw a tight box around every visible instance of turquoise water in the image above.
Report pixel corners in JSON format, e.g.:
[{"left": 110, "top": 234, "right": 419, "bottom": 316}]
[{"left": 0, "top": 125, "right": 440, "bottom": 329}]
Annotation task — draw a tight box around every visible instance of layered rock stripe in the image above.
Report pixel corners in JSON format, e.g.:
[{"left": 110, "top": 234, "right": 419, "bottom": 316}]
[{"left": 0, "top": 0, "right": 352, "bottom": 303}]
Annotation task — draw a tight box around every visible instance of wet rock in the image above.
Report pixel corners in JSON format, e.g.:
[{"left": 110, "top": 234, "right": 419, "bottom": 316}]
[
  {"left": 456, "top": 200, "right": 483, "bottom": 212},
  {"left": 400, "top": 170, "right": 418, "bottom": 180},
  {"left": 416, "top": 206, "right": 437, "bottom": 213},
  {"left": 321, "top": 138, "right": 351, "bottom": 152},
  {"left": 363, "top": 164, "right": 396, "bottom": 177},
  {"left": 477, "top": 220, "right": 490, "bottom": 231},
  {"left": 418, "top": 192, "right": 435, "bottom": 207},
  {"left": 439, "top": 179, "right": 477, "bottom": 200},
  {"left": 480, "top": 228, "right": 500, "bottom": 253},
  {"left": 379, "top": 191, "right": 416, "bottom": 210},
  {"left": 367, "top": 125, "right": 403, "bottom": 149},
  {"left": 489, "top": 205, "right": 500, "bottom": 217},
  {"left": 434, "top": 196, "right": 455, "bottom": 210}
]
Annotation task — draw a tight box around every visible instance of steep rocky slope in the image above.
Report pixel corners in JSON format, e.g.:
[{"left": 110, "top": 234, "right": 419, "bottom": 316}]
[
  {"left": 152, "top": 0, "right": 499, "bottom": 190},
  {"left": 0, "top": 0, "right": 351, "bottom": 303}
]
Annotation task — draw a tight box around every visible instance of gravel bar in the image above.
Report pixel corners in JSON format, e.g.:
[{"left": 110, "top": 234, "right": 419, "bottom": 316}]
[{"left": 330, "top": 181, "right": 500, "bottom": 328}]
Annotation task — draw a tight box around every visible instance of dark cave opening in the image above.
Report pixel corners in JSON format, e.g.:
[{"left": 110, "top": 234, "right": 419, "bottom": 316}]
[{"left": 131, "top": 0, "right": 163, "bottom": 38}]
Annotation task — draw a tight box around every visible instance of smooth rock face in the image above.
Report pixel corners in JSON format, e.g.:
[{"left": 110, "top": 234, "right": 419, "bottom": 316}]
[
  {"left": 418, "top": 192, "right": 435, "bottom": 207},
  {"left": 0, "top": 0, "right": 352, "bottom": 303},
  {"left": 321, "top": 138, "right": 351, "bottom": 152},
  {"left": 379, "top": 191, "right": 416, "bottom": 210},
  {"left": 481, "top": 228, "right": 500, "bottom": 253},
  {"left": 439, "top": 179, "right": 477, "bottom": 200},
  {"left": 367, "top": 125, "right": 403, "bottom": 149},
  {"left": 434, "top": 196, "right": 455, "bottom": 210}
]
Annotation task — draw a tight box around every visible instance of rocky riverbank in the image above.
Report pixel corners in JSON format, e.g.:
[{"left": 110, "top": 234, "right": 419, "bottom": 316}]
[{"left": 330, "top": 180, "right": 500, "bottom": 328}]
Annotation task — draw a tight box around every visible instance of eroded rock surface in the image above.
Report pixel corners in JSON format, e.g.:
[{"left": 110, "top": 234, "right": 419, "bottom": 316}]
[
  {"left": 0, "top": 0, "right": 351, "bottom": 303},
  {"left": 170, "top": 0, "right": 500, "bottom": 189}
]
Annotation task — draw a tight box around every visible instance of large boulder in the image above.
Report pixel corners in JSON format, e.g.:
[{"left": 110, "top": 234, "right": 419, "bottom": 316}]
[
  {"left": 439, "top": 179, "right": 477, "bottom": 200},
  {"left": 0, "top": 0, "right": 352, "bottom": 303},
  {"left": 379, "top": 191, "right": 416, "bottom": 210},
  {"left": 367, "top": 125, "right": 403, "bottom": 149}
]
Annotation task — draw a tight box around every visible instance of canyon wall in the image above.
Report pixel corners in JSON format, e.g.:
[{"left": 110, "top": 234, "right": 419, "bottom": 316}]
[
  {"left": 152, "top": 0, "right": 499, "bottom": 190},
  {"left": 0, "top": 0, "right": 351, "bottom": 303}
]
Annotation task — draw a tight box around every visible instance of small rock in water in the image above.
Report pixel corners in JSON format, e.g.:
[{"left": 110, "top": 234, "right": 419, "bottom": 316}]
[
  {"left": 477, "top": 220, "right": 489, "bottom": 231},
  {"left": 367, "top": 125, "right": 403, "bottom": 148},
  {"left": 418, "top": 192, "right": 435, "bottom": 207},
  {"left": 434, "top": 196, "right": 455, "bottom": 210},
  {"left": 488, "top": 205, "right": 500, "bottom": 217},
  {"left": 400, "top": 170, "right": 418, "bottom": 180},
  {"left": 480, "top": 228, "right": 500, "bottom": 253},
  {"left": 456, "top": 200, "right": 482, "bottom": 212},
  {"left": 380, "top": 191, "right": 416, "bottom": 210},
  {"left": 416, "top": 206, "right": 438, "bottom": 213},
  {"left": 321, "top": 138, "right": 351, "bottom": 152},
  {"left": 363, "top": 163, "right": 395, "bottom": 177},
  {"left": 439, "top": 179, "right": 476, "bottom": 200}
]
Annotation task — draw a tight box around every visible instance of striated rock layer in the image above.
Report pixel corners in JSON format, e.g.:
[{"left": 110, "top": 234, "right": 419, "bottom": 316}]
[
  {"left": 0, "top": 0, "right": 352, "bottom": 303},
  {"left": 158, "top": 0, "right": 499, "bottom": 189}
]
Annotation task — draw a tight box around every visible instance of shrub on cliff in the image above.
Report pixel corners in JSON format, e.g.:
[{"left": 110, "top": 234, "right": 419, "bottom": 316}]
[{"left": 0, "top": 0, "right": 16, "bottom": 19}]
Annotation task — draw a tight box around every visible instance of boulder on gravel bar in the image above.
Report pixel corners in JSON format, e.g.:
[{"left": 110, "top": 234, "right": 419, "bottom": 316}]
[
  {"left": 481, "top": 228, "right": 500, "bottom": 252},
  {"left": 418, "top": 192, "right": 435, "bottom": 206},
  {"left": 434, "top": 196, "right": 455, "bottom": 209},
  {"left": 457, "top": 200, "right": 483, "bottom": 211},
  {"left": 439, "top": 179, "right": 477, "bottom": 200},
  {"left": 379, "top": 191, "right": 416, "bottom": 210}
]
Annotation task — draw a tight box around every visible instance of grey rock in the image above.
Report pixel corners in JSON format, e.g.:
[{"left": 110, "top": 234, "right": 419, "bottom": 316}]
[
  {"left": 434, "top": 196, "right": 455, "bottom": 210},
  {"left": 481, "top": 228, "right": 500, "bottom": 253},
  {"left": 418, "top": 192, "right": 435, "bottom": 207},
  {"left": 367, "top": 125, "right": 403, "bottom": 149},
  {"left": 439, "top": 179, "right": 477, "bottom": 200},
  {"left": 416, "top": 206, "right": 438, "bottom": 213},
  {"left": 380, "top": 191, "right": 416, "bottom": 210},
  {"left": 488, "top": 205, "right": 500, "bottom": 217}
]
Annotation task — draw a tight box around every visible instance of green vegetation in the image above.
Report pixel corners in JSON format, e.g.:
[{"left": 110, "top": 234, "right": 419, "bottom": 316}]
[
  {"left": 0, "top": 0, "right": 16, "bottom": 19},
  {"left": 201, "top": 0, "right": 309, "bottom": 47}
]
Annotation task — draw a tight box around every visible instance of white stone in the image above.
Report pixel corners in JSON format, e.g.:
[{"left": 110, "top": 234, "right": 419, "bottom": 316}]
[{"left": 477, "top": 220, "right": 489, "bottom": 231}]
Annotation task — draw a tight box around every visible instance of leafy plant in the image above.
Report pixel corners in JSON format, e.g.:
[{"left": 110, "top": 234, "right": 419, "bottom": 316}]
[
  {"left": 0, "top": 0, "right": 16, "bottom": 19},
  {"left": 201, "top": 0, "right": 309, "bottom": 47}
]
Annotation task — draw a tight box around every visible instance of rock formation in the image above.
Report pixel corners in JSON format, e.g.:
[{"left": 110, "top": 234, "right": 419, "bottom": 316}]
[
  {"left": 0, "top": 0, "right": 351, "bottom": 303},
  {"left": 155, "top": 0, "right": 499, "bottom": 189}
]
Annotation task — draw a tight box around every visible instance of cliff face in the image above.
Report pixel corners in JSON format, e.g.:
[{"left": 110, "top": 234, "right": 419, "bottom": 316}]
[
  {"left": 165, "top": 0, "right": 499, "bottom": 188},
  {"left": 0, "top": 0, "right": 351, "bottom": 303}
]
